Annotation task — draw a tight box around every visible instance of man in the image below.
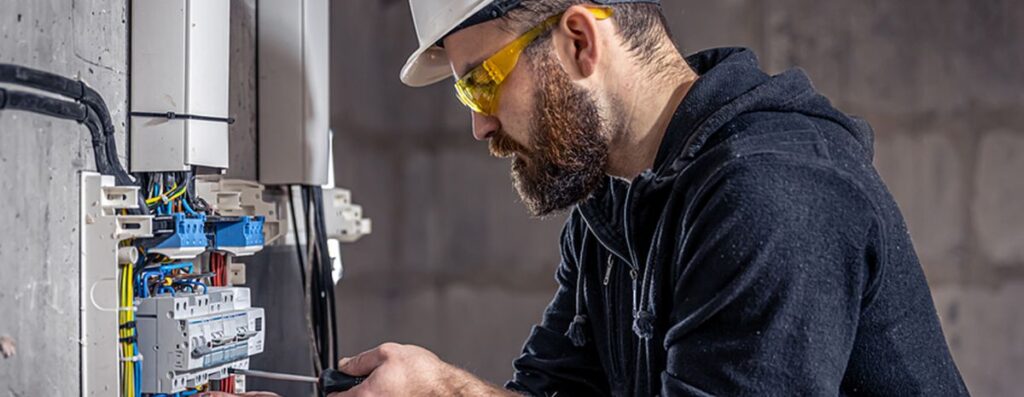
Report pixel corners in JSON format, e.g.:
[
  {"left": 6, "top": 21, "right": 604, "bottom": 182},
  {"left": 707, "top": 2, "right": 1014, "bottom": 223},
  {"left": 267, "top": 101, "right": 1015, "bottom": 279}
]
[{"left": 214, "top": 0, "right": 969, "bottom": 395}]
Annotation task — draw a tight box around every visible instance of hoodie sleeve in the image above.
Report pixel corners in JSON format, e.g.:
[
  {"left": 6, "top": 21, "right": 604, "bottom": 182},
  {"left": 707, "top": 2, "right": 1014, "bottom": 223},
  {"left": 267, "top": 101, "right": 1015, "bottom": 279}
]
[
  {"left": 506, "top": 212, "right": 610, "bottom": 396},
  {"left": 660, "top": 158, "right": 881, "bottom": 396}
]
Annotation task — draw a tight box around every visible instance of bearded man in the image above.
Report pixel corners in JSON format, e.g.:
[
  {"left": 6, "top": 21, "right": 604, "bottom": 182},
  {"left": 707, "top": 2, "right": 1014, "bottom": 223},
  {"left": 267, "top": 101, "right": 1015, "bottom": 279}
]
[{"left": 330, "top": 0, "right": 968, "bottom": 395}]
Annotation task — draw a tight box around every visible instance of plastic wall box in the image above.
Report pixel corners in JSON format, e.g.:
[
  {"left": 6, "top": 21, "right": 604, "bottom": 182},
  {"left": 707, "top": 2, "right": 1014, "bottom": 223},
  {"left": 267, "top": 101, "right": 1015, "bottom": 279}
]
[
  {"left": 257, "top": 0, "right": 330, "bottom": 185},
  {"left": 130, "top": 0, "right": 231, "bottom": 171}
]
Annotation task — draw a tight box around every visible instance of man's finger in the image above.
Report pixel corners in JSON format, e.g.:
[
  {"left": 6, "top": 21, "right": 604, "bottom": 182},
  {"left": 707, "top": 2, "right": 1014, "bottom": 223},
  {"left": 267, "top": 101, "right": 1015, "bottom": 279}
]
[{"left": 338, "top": 344, "right": 392, "bottom": 376}]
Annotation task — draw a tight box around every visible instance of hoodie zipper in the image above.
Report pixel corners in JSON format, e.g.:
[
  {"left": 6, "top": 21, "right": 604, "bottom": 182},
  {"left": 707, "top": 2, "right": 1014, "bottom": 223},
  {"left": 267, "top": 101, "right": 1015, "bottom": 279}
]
[
  {"left": 603, "top": 254, "right": 622, "bottom": 382},
  {"left": 621, "top": 172, "right": 654, "bottom": 394}
]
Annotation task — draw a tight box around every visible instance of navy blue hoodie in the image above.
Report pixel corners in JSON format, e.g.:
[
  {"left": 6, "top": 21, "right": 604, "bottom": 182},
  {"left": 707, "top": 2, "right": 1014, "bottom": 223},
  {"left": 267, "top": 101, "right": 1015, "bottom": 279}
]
[{"left": 504, "top": 48, "right": 968, "bottom": 396}]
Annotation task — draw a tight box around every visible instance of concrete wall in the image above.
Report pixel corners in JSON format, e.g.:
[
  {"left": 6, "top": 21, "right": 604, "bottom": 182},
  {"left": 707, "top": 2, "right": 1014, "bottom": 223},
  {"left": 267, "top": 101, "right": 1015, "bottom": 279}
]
[
  {"left": 0, "top": 0, "right": 127, "bottom": 395},
  {"left": 329, "top": 1, "right": 1024, "bottom": 395}
]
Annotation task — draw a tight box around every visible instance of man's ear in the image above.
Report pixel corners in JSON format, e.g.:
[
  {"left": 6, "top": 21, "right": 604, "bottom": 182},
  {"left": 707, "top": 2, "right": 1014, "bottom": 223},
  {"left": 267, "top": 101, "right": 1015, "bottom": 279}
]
[{"left": 551, "top": 5, "right": 603, "bottom": 80}]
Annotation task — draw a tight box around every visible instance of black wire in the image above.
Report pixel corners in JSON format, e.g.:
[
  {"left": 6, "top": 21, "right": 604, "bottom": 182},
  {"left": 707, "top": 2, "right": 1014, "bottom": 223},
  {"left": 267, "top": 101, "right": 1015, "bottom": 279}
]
[
  {"left": 0, "top": 87, "right": 88, "bottom": 120},
  {"left": 312, "top": 186, "right": 339, "bottom": 366},
  {"left": 289, "top": 186, "right": 307, "bottom": 292},
  {"left": 0, "top": 63, "right": 134, "bottom": 188},
  {"left": 302, "top": 187, "right": 325, "bottom": 366},
  {"left": 0, "top": 86, "right": 141, "bottom": 211}
]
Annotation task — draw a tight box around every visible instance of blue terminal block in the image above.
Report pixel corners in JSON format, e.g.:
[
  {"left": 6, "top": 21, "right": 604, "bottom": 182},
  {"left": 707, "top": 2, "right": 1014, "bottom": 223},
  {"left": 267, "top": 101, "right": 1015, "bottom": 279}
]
[
  {"left": 150, "top": 213, "right": 209, "bottom": 260},
  {"left": 213, "top": 216, "right": 265, "bottom": 256}
]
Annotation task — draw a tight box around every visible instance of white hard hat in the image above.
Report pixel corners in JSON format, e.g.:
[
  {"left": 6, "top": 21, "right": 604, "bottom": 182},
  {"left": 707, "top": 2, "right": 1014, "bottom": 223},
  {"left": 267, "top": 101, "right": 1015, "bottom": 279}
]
[
  {"left": 401, "top": 0, "right": 495, "bottom": 87},
  {"left": 401, "top": 0, "right": 660, "bottom": 87}
]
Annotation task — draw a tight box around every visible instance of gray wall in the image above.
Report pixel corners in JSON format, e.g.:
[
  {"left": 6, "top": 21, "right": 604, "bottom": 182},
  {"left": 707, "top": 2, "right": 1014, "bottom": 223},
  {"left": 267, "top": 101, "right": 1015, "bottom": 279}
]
[
  {"left": 0, "top": 0, "right": 128, "bottom": 395},
  {"left": 0, "top": 0, "right": 1021, "bottom": 395}
]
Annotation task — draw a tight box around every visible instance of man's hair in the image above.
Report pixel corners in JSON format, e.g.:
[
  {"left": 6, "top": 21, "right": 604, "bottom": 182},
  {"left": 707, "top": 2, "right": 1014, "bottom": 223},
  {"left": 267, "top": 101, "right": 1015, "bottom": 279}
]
[{"left": 500, "top": 1, "right": 679, "bottom": 73}]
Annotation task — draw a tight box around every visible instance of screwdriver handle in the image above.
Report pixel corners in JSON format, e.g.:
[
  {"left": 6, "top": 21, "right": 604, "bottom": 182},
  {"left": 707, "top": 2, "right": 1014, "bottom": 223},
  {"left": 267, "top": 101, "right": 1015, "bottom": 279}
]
[{"left": 320, "top": 368, "right": 367, "bottom": 393}]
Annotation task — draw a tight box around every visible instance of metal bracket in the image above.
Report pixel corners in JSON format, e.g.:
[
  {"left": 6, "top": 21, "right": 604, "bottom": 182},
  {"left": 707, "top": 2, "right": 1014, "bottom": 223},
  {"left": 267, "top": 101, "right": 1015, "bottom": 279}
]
[{"left": 80, "top": 172, "right": 153, "bottom": 397}]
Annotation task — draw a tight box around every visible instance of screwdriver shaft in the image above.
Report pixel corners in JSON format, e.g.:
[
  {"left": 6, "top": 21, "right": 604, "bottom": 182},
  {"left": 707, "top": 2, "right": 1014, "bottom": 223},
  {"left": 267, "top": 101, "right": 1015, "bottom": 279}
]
[{"left": 229, "top": 368, "right": 319, "bottom": 384}]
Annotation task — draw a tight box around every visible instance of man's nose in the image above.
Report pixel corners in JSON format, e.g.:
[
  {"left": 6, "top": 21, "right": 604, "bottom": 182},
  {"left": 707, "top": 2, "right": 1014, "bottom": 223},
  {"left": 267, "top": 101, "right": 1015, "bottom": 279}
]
[{"left": 471, "top": 112, "right": 500, "bottom": 141}]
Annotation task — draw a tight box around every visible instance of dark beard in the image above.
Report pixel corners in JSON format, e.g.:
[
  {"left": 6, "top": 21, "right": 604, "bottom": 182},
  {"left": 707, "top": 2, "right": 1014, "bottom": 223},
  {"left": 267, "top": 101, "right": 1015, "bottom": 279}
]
[{"left": 490, "top": 50, "right": 610, "bottom": 218}]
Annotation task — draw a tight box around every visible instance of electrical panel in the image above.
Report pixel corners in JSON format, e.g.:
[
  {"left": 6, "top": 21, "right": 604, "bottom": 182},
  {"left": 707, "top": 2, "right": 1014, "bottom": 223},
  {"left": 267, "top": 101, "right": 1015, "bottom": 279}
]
[
  {"left": 2, "top": 5, "right": 372, "bottom": 395},
  {"left": 130, "top": 0, "right": 231, "bottom": 172},
  {"left": 81, "top": 173, "right": 273, "bottom": 396},
  {"left": 257, "top": 0, "right": 331, "bottom": 185}
]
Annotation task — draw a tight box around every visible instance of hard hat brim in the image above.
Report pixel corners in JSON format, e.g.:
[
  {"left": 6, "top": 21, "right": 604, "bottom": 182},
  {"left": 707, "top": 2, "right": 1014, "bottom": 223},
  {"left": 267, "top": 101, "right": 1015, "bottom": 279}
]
[
  {"left": 400, "top": 44, "right": 452, "bottom": 88},
  {"left": 400, "top": 0, "right": 497, "bottom": 87}
]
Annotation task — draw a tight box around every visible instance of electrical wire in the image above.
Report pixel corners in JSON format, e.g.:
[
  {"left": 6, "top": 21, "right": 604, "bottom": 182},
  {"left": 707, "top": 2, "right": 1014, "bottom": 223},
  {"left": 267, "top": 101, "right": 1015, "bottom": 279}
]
[
  {"left": 294, "top": 185, "right": 340, "bottom": 375},
  {"left": 289, "top": 186, "right": 307, "bottom": 292},
  {"left": 119, "top": 260, "right": 140, "bottom": 397},
  {"left": 0, "top": 64, "right": 135, "bottom": 188}
]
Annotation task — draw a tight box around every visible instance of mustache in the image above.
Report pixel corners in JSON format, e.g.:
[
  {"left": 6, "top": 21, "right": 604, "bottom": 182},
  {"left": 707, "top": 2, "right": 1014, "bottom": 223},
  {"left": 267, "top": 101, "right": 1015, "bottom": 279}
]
[{"left": 489, "top": 130, "right": 528, "bottom": 158}]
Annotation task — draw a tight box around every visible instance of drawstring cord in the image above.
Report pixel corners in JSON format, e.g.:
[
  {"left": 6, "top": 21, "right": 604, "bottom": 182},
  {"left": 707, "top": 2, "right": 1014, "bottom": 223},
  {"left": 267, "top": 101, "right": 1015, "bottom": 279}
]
[
  {"left": 566, "top": 257, "right": 590, "bottom": 347},
  {"left": 565, "top": 237, "right": 592, "bottom": 348}
]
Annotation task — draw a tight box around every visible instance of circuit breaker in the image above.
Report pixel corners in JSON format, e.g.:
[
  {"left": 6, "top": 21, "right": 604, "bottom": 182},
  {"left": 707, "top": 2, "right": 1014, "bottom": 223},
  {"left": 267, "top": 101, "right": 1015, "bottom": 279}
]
[{"left": 137, "top": 287, "right": 265, "bottom": 394}]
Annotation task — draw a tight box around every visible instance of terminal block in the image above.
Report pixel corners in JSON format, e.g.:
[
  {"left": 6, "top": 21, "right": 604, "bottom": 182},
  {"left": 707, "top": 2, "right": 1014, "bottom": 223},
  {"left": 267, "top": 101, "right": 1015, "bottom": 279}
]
[
  {"left": 149, "top": 213, "right": 209, "bottom": 259},
  {"left": 211, "top": 216, "right": 266, "bottom": 256},
  {"left": 137, "top": 287, "right": 264, "bottom": 394}
]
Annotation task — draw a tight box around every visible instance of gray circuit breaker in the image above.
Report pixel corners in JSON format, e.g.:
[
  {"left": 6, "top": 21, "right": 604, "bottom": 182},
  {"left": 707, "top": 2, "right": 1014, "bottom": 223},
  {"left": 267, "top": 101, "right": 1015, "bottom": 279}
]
[{"left": 137, "top": 287, "right": 265, "bottom": 394}]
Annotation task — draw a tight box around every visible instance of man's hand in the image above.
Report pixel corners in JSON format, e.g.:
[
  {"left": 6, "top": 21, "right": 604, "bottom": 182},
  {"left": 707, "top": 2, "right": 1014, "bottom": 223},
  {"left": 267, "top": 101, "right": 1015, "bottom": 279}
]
[{"left": 331, "top": 342, "right": 513, "bottom": 396}]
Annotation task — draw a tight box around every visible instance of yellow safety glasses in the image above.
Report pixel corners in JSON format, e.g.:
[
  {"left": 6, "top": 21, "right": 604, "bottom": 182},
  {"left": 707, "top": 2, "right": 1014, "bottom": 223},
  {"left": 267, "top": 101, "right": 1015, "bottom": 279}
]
[{"left": 454, "top": 7, "right": 613, "bottom": 115}]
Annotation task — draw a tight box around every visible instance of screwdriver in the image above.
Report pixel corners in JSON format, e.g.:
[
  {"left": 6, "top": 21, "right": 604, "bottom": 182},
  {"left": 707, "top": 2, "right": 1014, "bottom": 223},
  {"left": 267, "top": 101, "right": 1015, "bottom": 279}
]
[{"left": 229, "top": 368, "right": 366, "bottom": 393}]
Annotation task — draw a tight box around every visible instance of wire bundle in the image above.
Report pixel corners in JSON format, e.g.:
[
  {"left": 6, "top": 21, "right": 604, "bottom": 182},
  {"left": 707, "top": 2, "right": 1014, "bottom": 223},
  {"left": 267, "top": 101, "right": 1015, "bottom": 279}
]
[
  {"left": 211, "top": 376, "right": 236, "bottom": 393},
  {"left": 293, "top": 186, "right": 341, "bottom": 375},
  {"left": 210, "top": 253, "right": 229, "bottom": 287},
  {"left": 119, "top": 261, "right": 141, "bottom": 397},
  {"left": 0, "top": 64, "right": 135, "bottom": 190},
  {"left": 135, "top": 262, "right": 208, "bottom": 298},
  {"left": 139, "top": 172, "right": 209, "bottom": 216}
]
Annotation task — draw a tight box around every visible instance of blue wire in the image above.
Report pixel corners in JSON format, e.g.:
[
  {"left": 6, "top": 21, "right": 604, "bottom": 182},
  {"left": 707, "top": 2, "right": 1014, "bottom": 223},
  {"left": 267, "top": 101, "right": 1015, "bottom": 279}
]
[
  {"left": 180, "top": 281, "right": 207, "bottom": 294},
  {"left": 138, "top": 271, "right": 164, "bottom": 298},
  {"left": 134, "top": 343, "right": 141, "bottom": 397},
  {"left": 158, "top": 262, "right": 194, "bottom": 273},
  {"left": 182, "top": 196, "right": 198, "bottom": 216}
]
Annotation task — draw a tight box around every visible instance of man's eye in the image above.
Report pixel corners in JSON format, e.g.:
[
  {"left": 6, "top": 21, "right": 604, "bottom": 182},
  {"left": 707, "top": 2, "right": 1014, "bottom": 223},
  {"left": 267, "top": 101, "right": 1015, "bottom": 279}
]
[{"left": 468, "top": 69, "right": 491, "bottom": 85}]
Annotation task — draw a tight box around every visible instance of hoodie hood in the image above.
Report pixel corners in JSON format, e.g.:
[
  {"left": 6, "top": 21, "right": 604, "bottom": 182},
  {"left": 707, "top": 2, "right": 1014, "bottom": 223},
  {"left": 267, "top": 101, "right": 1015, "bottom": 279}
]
[{"left": 578, "top": 47, "right": 875, "bottom": 262}]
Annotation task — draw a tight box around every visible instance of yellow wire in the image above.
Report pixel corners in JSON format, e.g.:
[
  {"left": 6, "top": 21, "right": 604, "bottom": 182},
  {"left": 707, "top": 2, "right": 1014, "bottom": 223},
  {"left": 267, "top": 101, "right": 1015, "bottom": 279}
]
[
  {"left": 119, "top": 262, "right": 137, "bottom": 397},
  {"left": 144, "top": 182, "right": 186, "bottom": 206}
]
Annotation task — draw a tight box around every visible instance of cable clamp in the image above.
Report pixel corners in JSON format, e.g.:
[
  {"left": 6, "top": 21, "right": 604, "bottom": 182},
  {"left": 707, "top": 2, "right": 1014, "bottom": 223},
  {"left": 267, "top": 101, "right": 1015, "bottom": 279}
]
[{"left": 120, "top": 353, "right": 144, "bottom": 362}]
